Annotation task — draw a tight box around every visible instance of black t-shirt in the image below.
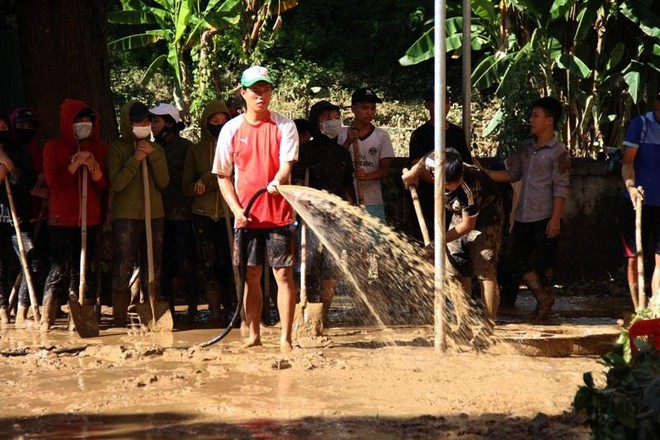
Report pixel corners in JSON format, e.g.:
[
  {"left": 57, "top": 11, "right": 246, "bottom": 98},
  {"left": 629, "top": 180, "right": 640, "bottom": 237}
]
[
  {"left": 292, "top": 137, "right": 355, "bottom": 201},
  {"left": 409, "top": 121, "right": 472, "bottom": 221},
  {"left": 444, "top": 166, "right": 502, "bottom": 228}
]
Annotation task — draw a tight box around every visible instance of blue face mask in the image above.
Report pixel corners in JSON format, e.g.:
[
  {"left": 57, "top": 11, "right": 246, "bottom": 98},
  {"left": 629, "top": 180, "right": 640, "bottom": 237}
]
[{"left": 320, "top": 119, "right": 342, "bottom": 138}]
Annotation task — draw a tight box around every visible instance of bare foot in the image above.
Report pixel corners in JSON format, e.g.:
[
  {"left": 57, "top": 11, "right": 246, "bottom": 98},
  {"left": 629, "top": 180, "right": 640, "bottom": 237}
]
[
  {"left": 280, "top": 339, "right": 293, "bottom": 354},
  {"left": 244, "top": 336, "right": 262, "bottom": 348}
]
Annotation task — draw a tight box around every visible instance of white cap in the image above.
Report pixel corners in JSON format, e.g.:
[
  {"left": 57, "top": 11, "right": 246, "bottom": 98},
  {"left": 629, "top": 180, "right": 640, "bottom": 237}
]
[{"left": 149, "top": 103, "right": 181, "bottom": 123}]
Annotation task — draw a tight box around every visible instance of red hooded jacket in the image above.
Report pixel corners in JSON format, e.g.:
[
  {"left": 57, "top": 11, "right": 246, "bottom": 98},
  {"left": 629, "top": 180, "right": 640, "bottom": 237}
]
[{"left": 44, "top": 99, "right": 109, "bottom": 227}]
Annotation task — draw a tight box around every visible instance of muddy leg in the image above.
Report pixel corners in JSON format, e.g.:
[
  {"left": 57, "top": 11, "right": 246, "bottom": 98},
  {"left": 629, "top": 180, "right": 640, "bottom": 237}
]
[
  {"left": 0, "top": 306, "right": 8, "bottom": 327},
  {"left": 244, "top": 265, "right": 263, "bottom": 347},
  {"left": 523, "top": 271, "right": 554, "bottom": 320},
  {"left": 479, "top": 279, "right": 499, "bottom": 323},
  {"left": 40, "top": 287, "right": 59, "bottom": 332},
  {"left": 204, "top": 279, "right": 222, "bottom": 323},
  {"left": 274, "top": 266, "right": 296, "bottom": 354},
  {"left": 320, "top": 278, "right": 336, "bottom": 327}
]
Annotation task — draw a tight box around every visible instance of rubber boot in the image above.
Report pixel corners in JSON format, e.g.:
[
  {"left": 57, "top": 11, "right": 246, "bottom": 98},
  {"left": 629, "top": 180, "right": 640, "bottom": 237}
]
[
  {"left": 204, "top": 280, "right": 222, "bottom": 324},
  {"left": 40, "top": 291, "right": 58, "bottom": 332},
  {"left": 112, "top": 290, "right": 130, "bottom": 327},
  {"left": 0, "top": 306, "right": 9, "bottom": 328},
  {"left": 320, "top": 278, "right": 337, "bottom": 327},
  {"left": 15, "top": 305, "right": 29, "bottom": 329},
  {"left": 523, "top": 272, "right": 554, "bottom": 320}
]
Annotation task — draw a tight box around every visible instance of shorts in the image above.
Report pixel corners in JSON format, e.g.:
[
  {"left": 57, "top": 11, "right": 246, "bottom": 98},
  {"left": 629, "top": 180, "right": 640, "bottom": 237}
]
[
  {"left": 620, "top": 199, "right": 660, "bottom": 257},
  {"left": 234, "top": 225, "right": 296, "bottom": 268},
  {"left": 508, "top": 218, "right": 559, "bottom": 281},
  {"left": 446, "top": 222, "right": 502, "bottom": 280}
]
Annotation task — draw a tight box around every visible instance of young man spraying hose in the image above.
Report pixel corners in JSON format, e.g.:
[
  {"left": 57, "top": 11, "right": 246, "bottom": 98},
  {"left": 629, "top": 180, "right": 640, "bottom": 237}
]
[{"left": 213, "top": 66, "right": 299, "bottom": 353}]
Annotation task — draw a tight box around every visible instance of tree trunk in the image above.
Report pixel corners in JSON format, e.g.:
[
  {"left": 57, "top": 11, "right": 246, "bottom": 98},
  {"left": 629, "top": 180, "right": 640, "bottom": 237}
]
[{"left": 16, "top": 0, "right": 117, "bottom": 143}]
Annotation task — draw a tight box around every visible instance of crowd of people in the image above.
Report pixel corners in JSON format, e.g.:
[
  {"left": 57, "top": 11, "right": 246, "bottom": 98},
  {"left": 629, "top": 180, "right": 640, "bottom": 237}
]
[{"left": 1, "top": 65, "right": 658, "bottom": 350}]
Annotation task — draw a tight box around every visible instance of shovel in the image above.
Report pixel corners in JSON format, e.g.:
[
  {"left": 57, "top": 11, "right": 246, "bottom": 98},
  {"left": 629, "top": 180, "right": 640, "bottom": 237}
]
[
  {"left": 69, "top": 166, "right": 99, "bottom": 337},
  {"left": 4, "top": 178, "right": 40, "bottom": 323},
  {"left": 634, "top": 190, "right": 646, "bottom": 310},
  {"left": 403, "top": 168, "right": 431, "bottom": 247},
  {"left": 293, "top": 169, "right": 324, "bottom": 338},
  {"left": 133, "top": 159, "right": 173, "bottom": 331},
  {"left": 351, "top": 136, "right": 364, "bottom": 206}
]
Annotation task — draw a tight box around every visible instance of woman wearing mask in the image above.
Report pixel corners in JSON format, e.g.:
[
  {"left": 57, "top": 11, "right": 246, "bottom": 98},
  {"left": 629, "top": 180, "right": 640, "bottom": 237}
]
[
  {"left": 182, "top": 100, "right": 234, "bottom": 324},
  {"left": 41, "top": 99, "right": 108, "bottom": 331},
  {"left": 107, "top": 101, "right": 169, "bottom": 327},
  {"left": 291, "top": 100, "right": 355, "bottom": 325},
  {"left": 0, "top": 111, "right": 38, "bottom": 327}
]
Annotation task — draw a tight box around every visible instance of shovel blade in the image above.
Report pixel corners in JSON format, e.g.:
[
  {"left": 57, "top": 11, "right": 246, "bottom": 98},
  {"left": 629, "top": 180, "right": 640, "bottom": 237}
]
[
  {"left": 293, "top": 302, "right": 324, "bottom": 338},
  {"left": 132, "top": 302, "right": 173, "bottom": 332},
  {"left": 68, "top": 301, "right": 99, "bottom": 338}
]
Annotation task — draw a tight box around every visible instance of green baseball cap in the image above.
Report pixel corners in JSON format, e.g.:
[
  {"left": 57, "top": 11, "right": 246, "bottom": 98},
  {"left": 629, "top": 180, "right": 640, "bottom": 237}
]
[{"left": 241, "top": 66, "right": 274, "bottom": 88}]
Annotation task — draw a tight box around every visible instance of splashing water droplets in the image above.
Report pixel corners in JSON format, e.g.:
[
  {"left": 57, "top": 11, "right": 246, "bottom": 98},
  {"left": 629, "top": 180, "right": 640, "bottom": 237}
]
[{"left": 279, "top": 185, "right": 492, "bottom": 348}]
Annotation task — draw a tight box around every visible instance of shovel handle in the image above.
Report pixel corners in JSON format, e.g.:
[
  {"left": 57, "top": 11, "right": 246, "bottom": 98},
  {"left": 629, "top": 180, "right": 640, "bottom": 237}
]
[
  {"left": 403, "top": 168, "right": 431, "bottom": 246},
  {"left": 142, "top": 159, "right": 157, "bottom": 323},
  {"left": 4, "top": 178, "right": 40, "bottom": 322},
  {"left": 79, "top": 166, "right": 88, "bottom": 305},
  {"left": 351, "top": 140, "right": 364, "bottom": 205},
  {"left": 635, "top": 197, "right": 646, "bottom": 310}
]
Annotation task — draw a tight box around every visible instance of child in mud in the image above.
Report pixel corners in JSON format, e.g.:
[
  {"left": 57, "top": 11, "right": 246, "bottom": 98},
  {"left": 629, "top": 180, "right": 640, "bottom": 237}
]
[
  {"left": 213, "top": 66, "right": 299, "bottom": 353},
  {"left": 107, "top": 101, "right": 170, "bottom": 327},
  {"left": 292, "top": 100, "right": 355, "bottom": 324},
  {"left": 40, "top": 99, "right": 108, "bottom": 331},
  {"left": 402, "top": 149, "right": 503, "bottom": 326},
  {"left": 182, "top": 100, "right": 235, "bottom": 324},
  {"left": 478, "top": 97, "right": 570, "bottom": 320}
]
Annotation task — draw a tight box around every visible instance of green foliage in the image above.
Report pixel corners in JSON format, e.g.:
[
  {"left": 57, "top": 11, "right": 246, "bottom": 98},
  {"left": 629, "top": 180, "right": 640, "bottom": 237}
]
[
  {"left": 401, "top": 0, "right": 660, "bottom": 156},
  {"left": 484, "top": 42, "right": 555, "bottom": 156},
  {"left": 573, "top": 344, "right": 660, "bottom": 439}
]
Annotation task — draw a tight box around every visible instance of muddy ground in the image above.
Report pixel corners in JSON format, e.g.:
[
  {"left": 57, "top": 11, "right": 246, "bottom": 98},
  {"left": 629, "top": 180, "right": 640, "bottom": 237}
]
[{"left": 0, "top": 292, "right": 630, "bottom": 439}]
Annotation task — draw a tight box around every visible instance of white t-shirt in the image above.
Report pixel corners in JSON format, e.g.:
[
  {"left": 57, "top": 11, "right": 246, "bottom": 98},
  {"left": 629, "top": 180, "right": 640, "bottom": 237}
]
[{"left": 338, "top": 125, "right": 394, "bottom": 205}]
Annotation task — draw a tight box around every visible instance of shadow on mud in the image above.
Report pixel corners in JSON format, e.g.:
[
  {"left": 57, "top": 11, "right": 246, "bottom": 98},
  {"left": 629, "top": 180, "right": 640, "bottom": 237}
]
[{"left": 1, "top": 411, "right": 587, "bottom": 439}]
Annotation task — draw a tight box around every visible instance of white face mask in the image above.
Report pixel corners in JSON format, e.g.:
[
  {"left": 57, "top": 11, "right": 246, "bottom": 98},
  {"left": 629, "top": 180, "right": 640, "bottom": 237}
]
[
  {"left": 73, "top": 122, "right": 93, "bottom": 140},
  {"left": 132, "top": 126, "right": 152, "bottom": 139},
  {"left": 320, "top": 119, "right": 342, "bottom": 138}
]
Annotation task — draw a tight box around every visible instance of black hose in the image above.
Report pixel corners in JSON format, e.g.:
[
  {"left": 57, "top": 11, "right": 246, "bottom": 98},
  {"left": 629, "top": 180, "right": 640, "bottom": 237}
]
[{"left": 199, "top": 187, "right": 268, "bottom": 348}]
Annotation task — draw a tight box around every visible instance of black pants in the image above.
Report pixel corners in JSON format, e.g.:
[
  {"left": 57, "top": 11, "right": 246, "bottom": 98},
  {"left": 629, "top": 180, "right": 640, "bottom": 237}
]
[
  {"left": 44, "top": 225, "right": 98, "bottom": 303},
  {"left": 0, "top": 223, "right": 41, "bottom": 307},
  {"left": 111, "top": 218, "right": 164, "bottom": 312},
  {"left": 508, "top": 219, "right": 559, "bottom": 286},
  {"left": 161, "top": 219, "right": 198, "bottom": 302},
  {"left": 192, "top": 214, "right": 235, "bottom": 309}
]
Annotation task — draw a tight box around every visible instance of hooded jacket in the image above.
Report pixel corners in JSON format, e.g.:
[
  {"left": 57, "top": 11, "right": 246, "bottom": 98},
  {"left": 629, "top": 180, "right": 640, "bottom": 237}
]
[
  {"left": 43, "top": 99, "right": 109, "bottom": 227},
  {"left": 182, "top": 100, "right": 230, "bottom": 222},
  {"left": 160, "top": 129, "right": 193, "bottom": 221},
  {"left": 9, "top": 107, "right": 42, "bottom": 175},
  {"left": 107, "top": 100, "right": 169, "bottom": 220}
]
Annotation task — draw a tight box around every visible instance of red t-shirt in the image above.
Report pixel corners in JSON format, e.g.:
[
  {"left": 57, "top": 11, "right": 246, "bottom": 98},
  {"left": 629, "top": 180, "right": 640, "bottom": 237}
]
[{"left": 213, "top": 112, "right": 298, "bottom": 229}]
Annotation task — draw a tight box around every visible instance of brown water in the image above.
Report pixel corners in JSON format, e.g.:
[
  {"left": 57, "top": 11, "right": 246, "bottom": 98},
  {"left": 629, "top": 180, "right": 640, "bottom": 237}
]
[{"left": 279, "top": 185, "right": 491, "bottom": 346}]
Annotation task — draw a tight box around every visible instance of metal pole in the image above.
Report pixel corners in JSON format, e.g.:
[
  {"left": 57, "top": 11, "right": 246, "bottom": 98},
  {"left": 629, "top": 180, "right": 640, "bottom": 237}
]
[
  {"left": 462, "top": 0, "right": 472, "bottom": 150},
  {"left": 434, "top": 0, "right": 447, "bottom": 352}
]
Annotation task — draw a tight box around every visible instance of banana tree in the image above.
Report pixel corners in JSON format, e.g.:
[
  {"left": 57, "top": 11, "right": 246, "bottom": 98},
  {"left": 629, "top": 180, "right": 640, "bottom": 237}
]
[
  {"left": 400, "top": 0, "right": 660, "bottom": 156},
  {"left": 108, "top": 0, "right": 242, "bottom": 116}
]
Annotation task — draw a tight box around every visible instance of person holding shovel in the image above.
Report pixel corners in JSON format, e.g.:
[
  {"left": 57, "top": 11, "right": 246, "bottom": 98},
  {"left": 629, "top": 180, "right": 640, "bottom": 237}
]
[
  {"left": 149, "top": 102, "right": 197, "bottom": 318},
  {"left": 183, "top": 100, "right": 235, "bottom": 324},
  {"left": 402, "top": 149, "right": 503, "bottom": 326},
  {"left": 0, "top": 111, "right": 39, "bottom": 327},
  {"left": 338, "top": 88, "right": 394, "bottom": 221},
  {"left": 40, "top": 99, "right": 108, "bottom": 331},
  {"left": 213, "top": 66, "right": 299, "bottom": 353},
  {"left": 108, "top": 101, "right": 169, "bottom": 327},
  {"left": 292, "top": 100, "right": 355, "bottom": 325},
  {"left": 621, "top": 91, "right": 660, "bottom": 307}
]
